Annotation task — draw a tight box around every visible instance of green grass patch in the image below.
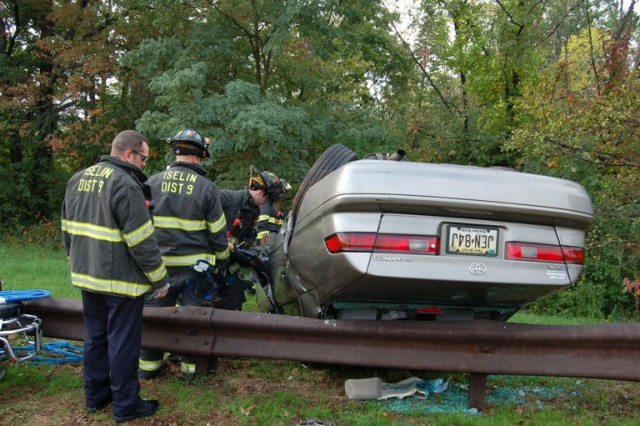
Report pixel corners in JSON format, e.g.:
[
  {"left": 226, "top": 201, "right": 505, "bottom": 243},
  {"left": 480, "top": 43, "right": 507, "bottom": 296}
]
[
  {"left": 0, "top": 241, "right": 75, "bottom": 299},
  {"left": 510, "top": 311, "right": 614, "bottom": 325},
  {"left": 3, "top": 358, "right": 638, "bottom": 425}
]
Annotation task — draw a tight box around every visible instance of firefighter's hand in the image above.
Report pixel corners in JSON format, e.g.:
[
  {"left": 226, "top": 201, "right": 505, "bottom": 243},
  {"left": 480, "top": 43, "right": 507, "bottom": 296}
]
[{"left": 151, "top": 283, "right": 170, "bottom": 299}]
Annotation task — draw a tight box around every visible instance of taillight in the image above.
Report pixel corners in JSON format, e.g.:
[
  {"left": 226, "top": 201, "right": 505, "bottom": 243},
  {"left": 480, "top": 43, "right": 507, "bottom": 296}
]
[
  {"left": 416, "top": 307, "right": 445, "bottom": 314},
  {"left": 325, "top": 233, "right": 439, "bottom": 255},
  {"left": 560, "top": 246, "right": 586, "bottom": 264},
  {"left": 505, "top": 242, "right": 585, "bottom": 264},
  {"left": 324, "top": 233, "right": 376, "bottom": 253},
  {"left": 374, "top": 234, "right": 439, "bottom": 254}
]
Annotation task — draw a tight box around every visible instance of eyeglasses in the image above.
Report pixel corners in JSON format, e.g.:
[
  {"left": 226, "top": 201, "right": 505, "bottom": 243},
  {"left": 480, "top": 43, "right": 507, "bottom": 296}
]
[{"left": 131, "top": 150, "right": 149, "bottom": 162}]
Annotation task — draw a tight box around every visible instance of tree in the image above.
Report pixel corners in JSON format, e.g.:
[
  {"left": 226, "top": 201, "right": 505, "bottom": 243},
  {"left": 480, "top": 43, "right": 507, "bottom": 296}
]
[
  {"left": 507, "top": 2, "right": 640, "bottom": 317},
  {"left": 401, "top": 0, "right": 603, "bottom": 166},
  {"left": 0, "top": 0, "right": 175, "bottom": 227},
  {"left": 1, "top": 0, "right": 60, "bottom": 226},
  {"left": 126, "top": 0, "right": 411, "bottom": 185}
]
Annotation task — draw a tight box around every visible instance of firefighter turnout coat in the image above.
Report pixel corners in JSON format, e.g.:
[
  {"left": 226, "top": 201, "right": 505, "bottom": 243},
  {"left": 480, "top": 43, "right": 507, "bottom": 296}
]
[
  {"left": 219, "top": 188, "right": 261, "bottom": 246},
  {"left": 148, "top": 162, "right": 229, "bottom": 270},
  {"left": 256, "top": 201, "right": 284, "bottom": 240},
  {"left": 61, "top": 155, "right": 170, "bottom": 297}
]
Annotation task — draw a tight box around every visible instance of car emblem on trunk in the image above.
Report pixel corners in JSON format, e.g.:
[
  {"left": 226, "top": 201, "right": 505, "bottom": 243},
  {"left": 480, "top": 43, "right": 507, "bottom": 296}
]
[{"left": 469, "top": 263, "right": 487, "bottom": 275}]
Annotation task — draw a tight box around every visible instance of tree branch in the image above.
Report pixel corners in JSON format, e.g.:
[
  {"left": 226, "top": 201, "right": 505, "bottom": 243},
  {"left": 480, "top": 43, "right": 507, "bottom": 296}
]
[
  {"left": 1, "top": 0, "right": 21, "bottom": 58},
  {"left": 543, "top": 1, "right": 584, "bottom": 44},
  {"left": 544, "top": 136, "right": 640, "bottom": 168},
  {"left": 494, "top": 0, "right": 523, "bottom": 32},
  {"left": 208, "top": 0, "right": 254, "bottom": 39},
  {"left": 584, "top": 0, "right": 602, "bottom": 95},
  {"left": 389, "top": 19, "right": 457, "bottom": 114}
]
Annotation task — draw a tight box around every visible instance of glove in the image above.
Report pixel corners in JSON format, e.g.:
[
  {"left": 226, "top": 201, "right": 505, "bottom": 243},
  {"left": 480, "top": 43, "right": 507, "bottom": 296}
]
[{"left": 213, "top": 258, "right": 229, "bottom": 286}]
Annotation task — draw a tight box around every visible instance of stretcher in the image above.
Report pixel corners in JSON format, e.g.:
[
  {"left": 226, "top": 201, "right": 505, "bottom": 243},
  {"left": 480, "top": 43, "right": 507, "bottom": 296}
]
[{"left": 0, "top": 287, "right": 51, "bottom": 378}]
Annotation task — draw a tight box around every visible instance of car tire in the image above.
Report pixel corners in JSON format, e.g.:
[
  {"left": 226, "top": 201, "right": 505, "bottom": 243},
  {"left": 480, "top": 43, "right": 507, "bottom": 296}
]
[{"left": 291, "top": 143, "right": 358, "bottom": 217}]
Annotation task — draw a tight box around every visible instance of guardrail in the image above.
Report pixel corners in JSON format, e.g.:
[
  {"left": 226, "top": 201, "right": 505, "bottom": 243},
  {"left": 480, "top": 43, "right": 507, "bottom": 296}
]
[{"left": 24, "top": 298, "right": 640, "bottom": 409}]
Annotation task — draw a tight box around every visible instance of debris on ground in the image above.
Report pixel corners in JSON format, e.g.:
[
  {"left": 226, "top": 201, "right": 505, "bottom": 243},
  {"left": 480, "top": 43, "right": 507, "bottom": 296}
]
[
  {"left": 346, "top": 375, "right": 577, "bottom": 416},
  {"left": 345, "top": 376, "right": 449, "bottom": 400}
]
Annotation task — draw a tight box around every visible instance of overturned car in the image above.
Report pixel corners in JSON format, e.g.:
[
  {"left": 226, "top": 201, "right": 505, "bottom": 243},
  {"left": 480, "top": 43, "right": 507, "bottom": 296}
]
[{"left": 255, "top": 144, "right": 595, "bottom": 321}]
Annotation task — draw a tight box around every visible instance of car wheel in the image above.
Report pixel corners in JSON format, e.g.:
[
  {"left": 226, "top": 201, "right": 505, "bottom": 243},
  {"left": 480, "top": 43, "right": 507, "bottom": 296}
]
[{"left": 291, "top": 143, "right": 358, "bottom": 217}]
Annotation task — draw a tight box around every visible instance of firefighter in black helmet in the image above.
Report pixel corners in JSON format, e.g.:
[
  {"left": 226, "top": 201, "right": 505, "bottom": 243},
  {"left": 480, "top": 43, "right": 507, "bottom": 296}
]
[
  {"left": 218, "top": 166, "right": 289, "bottom": 310},
  {"left": 139, "top": 128, "right": 229, "bottom": 380}
]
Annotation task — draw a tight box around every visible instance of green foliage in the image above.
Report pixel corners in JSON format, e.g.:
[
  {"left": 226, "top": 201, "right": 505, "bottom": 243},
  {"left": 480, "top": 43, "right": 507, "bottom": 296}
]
[
  {"left": 202, "top": 80, "right": 312, "bottom": 167},
  {"left": 136, "top": 79, "right": 314, "bottom": 186},
  {"left": 0, "top": 159, "right": 68, "bottom": 228},
  {"left": 506, "top": 16, "right": 640, "bottom": 318},
  {"left": 527, "top": 281, "right": 606, "bottom": 320},
  {"left": 126, "top": 0, "right": 409, "bottom": 187},
  {"left": 2, "top": 0, "right": 640, "bottom": 319}
]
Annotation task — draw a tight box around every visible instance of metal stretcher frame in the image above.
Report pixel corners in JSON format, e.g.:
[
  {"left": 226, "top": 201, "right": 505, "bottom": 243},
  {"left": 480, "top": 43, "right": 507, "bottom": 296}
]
[
  {"left": 1, "top": 288, "right": 49, "bottom": 365},
  {"left": 0, "top": 313, "right": 44, "bottom": 363}
]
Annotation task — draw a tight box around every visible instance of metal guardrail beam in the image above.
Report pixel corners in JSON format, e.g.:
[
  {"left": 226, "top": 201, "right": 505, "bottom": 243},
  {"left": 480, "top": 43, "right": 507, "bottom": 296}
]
[{"left": 25, "top": 298, "right": 640, "bottom": 409}]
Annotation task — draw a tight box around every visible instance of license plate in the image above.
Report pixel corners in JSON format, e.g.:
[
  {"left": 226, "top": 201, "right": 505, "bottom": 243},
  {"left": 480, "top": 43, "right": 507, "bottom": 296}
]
[{"left": 447, "top": 225, "right": 498, "bottom": 256}]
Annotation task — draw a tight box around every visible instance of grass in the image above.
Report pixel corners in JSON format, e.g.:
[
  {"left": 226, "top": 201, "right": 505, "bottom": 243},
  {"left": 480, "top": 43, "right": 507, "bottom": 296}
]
[
  {"left": 0, "top": 241, "right": 75, "bottom": 299},
  {"left": 510, "top": 311, "right": 615, "bottom": 325},
  {"left": 2, "top": 360, "right": 639, "bottom": 425},
  {"left": 2, "top": 241, "right": 640, "bottom": 425}
]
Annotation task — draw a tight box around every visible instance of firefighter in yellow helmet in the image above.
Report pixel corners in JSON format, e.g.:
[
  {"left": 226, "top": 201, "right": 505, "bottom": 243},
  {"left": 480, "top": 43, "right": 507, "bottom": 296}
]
[
  {"left": 255, "top": 178, "right": 291, "bottom": 248},
  {"left": 217, "top": 167, "right": 289, "bottom": 310}
]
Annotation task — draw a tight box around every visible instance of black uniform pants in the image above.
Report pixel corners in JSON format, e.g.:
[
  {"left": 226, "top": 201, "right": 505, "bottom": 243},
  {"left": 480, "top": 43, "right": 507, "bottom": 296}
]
[{"left": 81, "top": 290, "right": 144, "bottom": 416}]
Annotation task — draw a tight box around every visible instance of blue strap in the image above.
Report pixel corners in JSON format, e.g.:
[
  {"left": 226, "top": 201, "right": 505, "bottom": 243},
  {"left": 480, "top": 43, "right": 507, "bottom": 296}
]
[{"left": 0, "top": 341, "right": 83, "bottom": 365}]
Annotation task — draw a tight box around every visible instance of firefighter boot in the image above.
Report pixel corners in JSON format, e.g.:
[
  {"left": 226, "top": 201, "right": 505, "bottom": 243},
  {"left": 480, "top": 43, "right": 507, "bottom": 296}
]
[{"left": 138, "top": 353, "right": 165, "bottom": 379}]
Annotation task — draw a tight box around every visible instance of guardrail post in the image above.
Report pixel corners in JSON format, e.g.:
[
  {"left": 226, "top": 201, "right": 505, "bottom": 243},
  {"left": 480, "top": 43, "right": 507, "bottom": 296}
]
[
  {"left": 468, "top": 373, "right": 487, "bottom": 410},
  {"left": 195, "top": 355, "right": 218, "bottom": 375}
]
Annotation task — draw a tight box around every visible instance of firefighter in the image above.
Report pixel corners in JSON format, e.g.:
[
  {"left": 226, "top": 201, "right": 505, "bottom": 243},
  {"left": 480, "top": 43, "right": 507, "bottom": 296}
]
[
  {"left": 139, "top": 128, "right": 230, "bottom": 380},
  {"left": 218, "top": 167, "right": 289, "bottom": 310},
  {"left": 255, "top": 179, "right": 290, "bottom": 248},
  {"left": 61, "top": 130, "right": 169, "bottom": 423}
]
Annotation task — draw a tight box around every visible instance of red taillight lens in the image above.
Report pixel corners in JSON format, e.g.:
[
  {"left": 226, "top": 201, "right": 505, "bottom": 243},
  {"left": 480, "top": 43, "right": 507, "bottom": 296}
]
[
  {"left": 505, "top": 242, "right": 585, "bottom": 264},
  {"left": 325, "top": 233, "right": 439, "bottom": 255},
  {"left": 416, "top": 307, "right": 445, "bottom": 314},
  {"left": 325, "top": 233, "right": 376, "bottom": 253},
  {"left": 561, "top": 246, "right": 585, "bottom": 264}
]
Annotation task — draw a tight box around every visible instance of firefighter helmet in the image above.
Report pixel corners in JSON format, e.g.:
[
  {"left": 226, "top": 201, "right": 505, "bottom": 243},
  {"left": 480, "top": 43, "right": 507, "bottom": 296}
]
[
  {"left": 169, "top": 128, "right": 210, "bottom": 159},
  {"left": 249, "top": 167, "right": 290, "bottom": 203}
]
